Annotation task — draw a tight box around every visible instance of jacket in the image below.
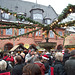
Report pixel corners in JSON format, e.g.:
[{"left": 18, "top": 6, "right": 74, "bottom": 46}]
[
  {"left": 34, "top": 61, "right": 46, "bottom": 75},
  {"left": 43, "top": 61, "right": 49, "bottom": 74},
  {"left": 63, "top": 53, "right": 70, "bottom": 65},
  {"left": 25, "top": 53, "right": 36, "bottom": 63},
  {"left": 3, "top": 56, "right": 14, "bottom": 62},
  {"left": 0, "top": 70, "right": 10, "bottom": 75},
  {"left": 54, "top": 60, "right": 66, "bottom": 75},
  {"left": 65, "top": 57, "right": 75, "bottom": 75},
  {"left": 11, "top": 63, "right": 24, "bottom": 75}
]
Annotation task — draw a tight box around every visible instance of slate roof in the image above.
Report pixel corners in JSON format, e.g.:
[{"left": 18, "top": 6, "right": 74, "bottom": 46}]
[{"left": 0, "top": 0, "right": 58, "bottom": 21}]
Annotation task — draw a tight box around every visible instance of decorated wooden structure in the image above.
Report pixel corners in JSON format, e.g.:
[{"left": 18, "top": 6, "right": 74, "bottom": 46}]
[{"left": 64, "top": 34, "right": 75, "bottom": 51}]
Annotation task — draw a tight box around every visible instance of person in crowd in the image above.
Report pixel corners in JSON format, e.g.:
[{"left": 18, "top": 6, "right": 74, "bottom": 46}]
[
  {"left": 34, "top": 57, "right": 46, "bottom": 75},
  {"left": 63, "top": 49, "right": 70, "bottom": 65},
  {"left": 0, "top": 51, "right": 3, "bottom": 60},
  {"left": 11, "top": 55, "right": 24, "bottom": 75},
  {"left": 3, "top": 53, "right": 14, "bottom": 72},
  {"left": 42, "top": 55, "right": 49, "bottom": 75},
  {"left": 23, "top": 64, "right": 42, "bottom": 75},
  {"left": 42, "top": 51, "right": 47, "bottom": 56},
  {"left": 0, "top": 60, "right": 10, "bottom": 75},
  {"left": 65, "top": 50, "right": 75, "bottom": 75},
  {"left": 25, "top": 49, "right": 38, "bottom": 63},
  {"left": 46, "top": 52, "right": 52, "bottom": 66},
  {"left": 54, "top": 52, "right": 66, "bottom": 75},
  {"left": 20, "top": 52, "right": 25, "bottom": 63},
  {"left": 3, "top": 53, "right": 14, "bottom": 62}
]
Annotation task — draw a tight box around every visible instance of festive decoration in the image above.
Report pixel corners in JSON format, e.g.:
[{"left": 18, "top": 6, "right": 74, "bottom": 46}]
[
  {"left": 0, "top": 4, "right": 75, "bottom": 40},
  {"left": 0, "top": 28, "right": 41, "bottom": 40},
  {"left": 65, "top": 45, "right": 75, "bottom": 48}
]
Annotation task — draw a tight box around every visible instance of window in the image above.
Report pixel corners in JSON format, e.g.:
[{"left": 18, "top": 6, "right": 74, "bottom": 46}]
[
  {"left": 19, "top": 28, "right": 24, "bottom": 35},
  {"left": 47, "top": 19, "right": 51, "bottom": 24},
  {"left": 50, "top": 30, "right": 54, "bottom": 38},
  {"left": 39, "top": 31, "right": 41, "bottom": 36},
  {"left": 58, "top": 31, "right": 62, "bottom": 38},
  {"left": 33, "top": 14, "right": 43, "bottom": 20},
  {"left": 59, "top": 31, "right": 62, "bottom": 36},
  {"left": 32, "top": 32, "right": 34, "bottom": 37},
  {"left": 2, "top": 13, "right": 10, "bottom": 19},
  {"left": 36, "top": 31, "right": 38, "bottom": 36},
  {"left": 44, "top": 19, "right": 51, "bottom": 24},
  {"left": 1, "top": 29, "right": 3, "bottom": 35},
  {"left": 17, "top": 14, "right": 25, "bottom": 21},
  {"left": 6, "top": 29, "right": 12, "bottom": 35}
]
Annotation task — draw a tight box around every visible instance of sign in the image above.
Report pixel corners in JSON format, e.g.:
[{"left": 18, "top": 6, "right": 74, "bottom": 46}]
[{"left": 24, "top": 44, "right": 30, "bottom": 49}]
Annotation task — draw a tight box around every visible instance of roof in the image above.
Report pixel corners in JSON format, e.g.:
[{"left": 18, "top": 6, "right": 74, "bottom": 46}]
[
  {"left": 10, "top": 45, "right": 19, "bottom": 51},
  {"left": 29, "top": 44, "right": 37, "bottom": 51},
  {"left": 10, "top": 44, "right": 26, "bottom": 52},
  {"left": 0, "top": 0, "right": 58, "bottom": 21},
  {"left": 66, "top": 27, "right": 75, "bottom": 32},
  {"left": 64, "top": 34, "right": 75, "bottom": 46}
]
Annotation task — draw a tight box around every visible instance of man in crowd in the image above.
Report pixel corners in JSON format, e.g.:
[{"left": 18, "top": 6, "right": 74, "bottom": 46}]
[
  {"left": 65, "top": 50, "right": 75, "bottom": 75},
  {"left": 63, "top": 49, "right": 70, "bottom": 65},
  {"left": 11, "top": 55, "right": 24, "bottom": 75},
  {"left": 25, "top": 49, "right": 38, "bottom": 63}
]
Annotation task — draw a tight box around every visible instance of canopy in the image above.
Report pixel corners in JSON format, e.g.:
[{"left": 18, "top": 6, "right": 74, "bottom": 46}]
[
  {"left": 64, "top": 34, "right": 75, "bottom": 46},
  {"left": 10, "top": 44, "right": 26, "bottom": 52},
  {"left": 10, "top": 45, "right": 19, "bottom": 51}
]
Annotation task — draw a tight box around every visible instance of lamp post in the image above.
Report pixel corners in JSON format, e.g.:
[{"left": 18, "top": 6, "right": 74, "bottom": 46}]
[
  {"left": 45, "top": 25, "right": 50, "bottom": 43},
  {"left": 45, "top": 37, "right": 49, "bottom": 43}
]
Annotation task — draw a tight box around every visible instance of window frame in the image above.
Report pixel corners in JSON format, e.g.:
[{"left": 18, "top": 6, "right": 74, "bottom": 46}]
[{"left": 50, "top": 30, "right": 54, "bottom": 38}]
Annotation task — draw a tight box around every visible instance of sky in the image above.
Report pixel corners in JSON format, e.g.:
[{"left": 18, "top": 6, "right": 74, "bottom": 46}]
[{"left": 22, "top": 0, "right": 75, "bottom": 14}]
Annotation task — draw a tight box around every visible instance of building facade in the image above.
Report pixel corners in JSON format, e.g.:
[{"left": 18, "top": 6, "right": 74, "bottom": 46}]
[{"left": 0, "top": 0, "right": 65, "bottom": 51}]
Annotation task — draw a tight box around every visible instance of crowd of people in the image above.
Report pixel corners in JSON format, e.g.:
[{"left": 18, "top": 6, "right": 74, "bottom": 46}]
[{"left": 0, "top": 48, "right": 75, "bottom": 75}]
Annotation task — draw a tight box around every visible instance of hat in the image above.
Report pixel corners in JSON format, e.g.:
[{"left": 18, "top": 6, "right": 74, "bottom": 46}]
[
  {"left": 42, "top": 55, "right": 49, "bottom": 60},
  {"left": 70, "top": 50, "right": 75, "bottom": 56}
]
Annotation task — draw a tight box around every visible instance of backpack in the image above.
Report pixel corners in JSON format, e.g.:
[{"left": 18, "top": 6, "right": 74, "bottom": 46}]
[
  {"left": 48, "top": 66, "right": 54, "bottom": 75},
  {"left": 3, "top": 57, "right": 13, "bottom": 72}
]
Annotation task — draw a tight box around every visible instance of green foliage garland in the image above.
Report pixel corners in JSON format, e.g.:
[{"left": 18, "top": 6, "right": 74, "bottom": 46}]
[{"left": 0, "top": 4, "right": 75, "bottom": 40}]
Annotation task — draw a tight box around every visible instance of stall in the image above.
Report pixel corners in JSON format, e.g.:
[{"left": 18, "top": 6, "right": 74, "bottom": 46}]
[
  {"left": 64, "top": 34, "right": 75, "bottom": 51},
  {"left": 10, "top": 44, "right": 27, "bottom": 53}
]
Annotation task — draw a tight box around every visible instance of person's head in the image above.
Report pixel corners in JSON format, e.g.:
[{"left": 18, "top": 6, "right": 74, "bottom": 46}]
[
  {"left": 23, "top": 64, "right": 41, "bottom": 75},
  {"left": 42, "top": 55, "right": 49, "bottom": 60},
  {"left": 55, "top": 52, "right": 63, "bottom": 61},
  {"left": 34, "top": 56, "right": 42, "bottom": 62},
  {"left": 64, "top": 49, "right": 69, "bottom": 53},
  {"left": 3, "top": 53, "right": 8, "bottom": 57},
  {"left": 0, "top": 60, "right": 7, "bottom": 71},
  {"left": 30, "top": 49, "right": 35, "bottom": 55},
  {"left": 70, "top": 50, "right": 75, "bottom": 57},
  {"left": 20, "top": 53, "right": 25, "bottom": 58},
  {"left": 14, "top": 55, "right": 22, "bottom": 64}
]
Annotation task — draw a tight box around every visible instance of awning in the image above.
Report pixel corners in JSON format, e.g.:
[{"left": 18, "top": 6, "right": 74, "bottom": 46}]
[
  {"left": 64, "top": 34, "right": 75, "bottom": 46},
  {"left": 10, "top": 45, "right": 19, "bottom": 52},
  {"left": 38, "top": 48, "right": 45, "bottom": 51}
]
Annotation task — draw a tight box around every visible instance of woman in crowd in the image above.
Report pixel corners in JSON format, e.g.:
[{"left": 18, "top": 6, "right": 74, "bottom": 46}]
[
  {"left": 23, "top": 64, "right": 42, "bottom": 75},
  {"left": 54, "top": 52, "right": 66, "bottom": 75},
  {"left": 0, "top": 60, "right": 10, "bottom": 75},
  {"left": 42, "top": 55, "right": 49, "bottom": 75},
  {"left": 34, "top": 57, "right": 46, "bottom": 75}
]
